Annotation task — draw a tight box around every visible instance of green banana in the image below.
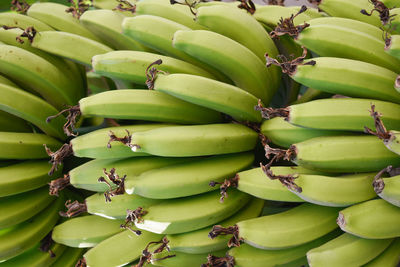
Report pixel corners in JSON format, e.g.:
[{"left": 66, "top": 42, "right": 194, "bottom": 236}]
[
  {"left": 26, "top": 2, "right": 103, "bottom": 42},
  {"left": 0, "top": 132, "right": 62, "bottom": 160},
  {"left": 262, "top": 98, "right": 400, "bottom": 132},
  {"left": 30, "top": 31, "right": 113, "bottom": 66},
  {"left": 68, "top": 156, "right": 191, "bottom": 192},
  {"left": 0, "top": 111, "right": 31, "bottom": 133},
  {"left": 338, "top": 198, "right": 400, "bottom": 239},
  {"left": 307, "top": 233, "right": 393, "bottom": 267},
  {"left": 134, "top": 190, "right": 251, "bottom": 234},
  {"left": 80, "top": 9, "right": 147, "bottom": 51},
  {"left": 0, "top": 12, "right": 54, "bottom": 31},
  {"left": 386, "top": 35, "right": 400, "bottom": 60},
  {"left": 0, "top": 83, "right": 66, "bottom": 140},
  {"left": 0, "top": 160, "right": 61, "bottom": 197},
  {"left": 167, "top": 198, "right": 264, "bottom": 254},
  {"left": 0, "top": 186, "right": 54, "bottom": 229},
  {"left": 381, "top": 0, "right": 398, "bottom": 8},
  {"left": 52, "top": 247, "right": 84, "bottom": 267},
  {"left": 125, "top": 152, "right": 254, "bottom": 199},
  {"left": 227, "top": 229, "right": 341, "bottom": 267},
  {"left": 84, "top": 229, "right": 160, "bottom": 267},
  {"left": 134, "top": 0, "right": 206, "bottom": 30},
  {"left": 151, "top": 249, "right": 227, "bottom": 267},
  {"left": 0, "top": 196, "right": 62, "bottom": 261},
  {"left": 153, "top": 73, "right": 261, "bottom": 122},
  {"left": 52, "top": 215, "right": 124, "bottom": 248},
  {"left": 271, "top": 56, "right": 400, "bottom": 104},
  {"left": 173, "top": 30, "right": 275, "bottom": 104},
  {"left": 0, "top": 44, "right": 78, "bottom": 109},
  {"left": 92, "top": 50, "right": 216, "bottom": 84},
  {"left": 123, "top": 123, "right": 258, "bottom": 157},
  {"left": 387, "top": 8, "right": 400, "bottom": 33},
  {"left": 260, "top": 117, "right": 349, "bottom": 148},
  {"left": 375, "top": 174, "right": 400, "bottom": 207},
  {"left": 296, "top": 17, "right": 400, "bottom": 72},
  {"left": 253, "top": 5, "right": 317, "bottom": 28},
  {"left": 364, "top": 238, "right": 400, "bottom": 267}
]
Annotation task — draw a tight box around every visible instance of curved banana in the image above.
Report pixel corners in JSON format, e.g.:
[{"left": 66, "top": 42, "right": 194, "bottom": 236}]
[
  {"left": 27, "top": 2, "right": 103, "bottom": 42},
  {"left": 83, "top": 229, "right": 160, "bottom": 267},
  {"left": 0, "top": 160, "right": 62, "bottom": 197},
  {"left": 127, "top": 123, "right": 258, "bottom": 157},
  {"left": 134, "top": 190, "right": 251, "bottom": 234},
  {"left": 307, "top": 233, "right": 393, "bottom": 267},
  {"left": 154, "top": 73, "right": 261, "bottom": 122},
  {"left": 364, "top": 238, "right": 400, "bottom": 267},
  {"left": 167, "top": 198, "right": 264, "bottom": 254},
  {"left": 0, "top": 132, "right": 62, "bottom": 160},
  {"left": 338, "top": 198, "right": 400, "bottom": 239},
  {"left": 228, "top": 229, "right": 341, "bottom": 267},
  {"left": 0, "top": 111, "right": 31, "bottom": 133},
  {"left": 0, "top": 44, "right": 78, "bottom": 109},
  {"left": 253, "top": 5, "right": 316, "bottom": 28},
  {"left": 92, "top": 50, "right": 216, "bottom": 84},
  {"left": 173, "top": 30, "right": 275, "bottom": 104},
  {"left": 126, "top": 152, "right": 254, "bottom": 199},
  {"left": 151, "top": 249, "right": 227, "bottom": 267},
  {"left": 52, "top": 247, "right": 84, "bottom": 267},
  {"left": 385, "top": 35, "right": 400, "bottom": 60},
  {"left": 261, "top": 117, "right": 348, "bottom": 148},
  {"left": 0, "top": 12, "right": 54, "bottom": 31},
  {"left": 0, "top": 196, "right": 62, "bottom": 261},
  {"left": 31, "top": 31, "right": 113, "bottom": 66},
  {"left": 0, "top": 186, "right": 54, "bottom": 229},
  {"left": 52, "top": 215, "right": 124, "bottom": 248},
  {"left": 376, "top": 174, "right": 400, "bottom": 207},
  {"left": 80, "top": 9, "right": 147, "bottom": 51}
]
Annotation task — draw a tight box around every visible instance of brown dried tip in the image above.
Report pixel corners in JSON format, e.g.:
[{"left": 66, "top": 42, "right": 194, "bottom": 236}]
[
  {"left": 208, "top": 225, "right": 243, "bottom": 247},
  {"left": 66, "top": 0, "right": 93, "bottom": 19},
  {"left": 14, "top": 26, "right": 36, "bottom": 44},
  {"left": 40, "top": 232, "right": 56, "bottom": 258},
  {"left": 59, "top": 200, "right": 88, "bottom": 218},
  {"left": 265, "top": 46, "right": 315, "bottom": 76},
  {"left": 396, "top": 75, "right": 400, "bottom": 89},
  {"left": 49, "top": 174, "right": 71, "bottom": 196},
  {"left": 46, "top": 105, "right": 81, "bottom": 137},
  {"left": 373, "top": 165, "right": 393, "bottom": 194},
  {"left": 201, "top": 252, "right": 235, "bottom": 267},
  {"left": 145, "top": 59, "right": 164, "bottom": 90},
  {"left": 268, "top": 0, "right": 285, "bottom": 6},
  {"left": 360, "top": 0, "right": 395, "bottom": 26},
  {"left": 255, "top": 99, "right": 290, "bottom": 120},
  {"left": 364, "top": 104, "right": 392, "bottom": 141},
  {"left": 270, "top": 5, "right": 309, "bottom": 40},
  {"left": 237, "top": 0, "right": 256, "bottom": 15},
  {"left": 120, "top": 207, "right": 147, "bottom": 235},
  {"left": 170, "top": 0, "right": 197, "bottom": 16},
  {"left": 44, "top": 143, "right": 73, "bottom": 176},
  {"left": 98, "top": 168, "right": 126, "bottom": 202},
  {"left": 76, "top": 258, "right": 87, "bottom": 267},
  {"left": 307, "top": 0, "right": 321, "bottom": 5},
  {"left": 260, "top": 162, "right": 302, "bottom": 193},
  {"left": 209, "top": 175, "right": 240, "bottom": 203},
  {"left": 135, "top": 237, "right": 176, "bottom": 267},
  {"left": 113, "top": 0, "right": 136, "bottom": 13},
  {"left": 11, "top": 0, "right": 30, "bottom": 14},
  {"left": 107, "top": 129, "right": 140, "bottom": 152}
]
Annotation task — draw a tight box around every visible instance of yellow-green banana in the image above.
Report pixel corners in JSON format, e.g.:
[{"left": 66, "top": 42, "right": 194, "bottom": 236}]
[
  {"left": 0, "top": 12, "right": 54, "bottom": 31},
  {"left": 375, "top": 174, "right": 400, "bottom": 207},
  {"left": 52, "top": 247, "right": 84, "bottom": 267},
  {"left": 364, "top": 238, "right": 400, "bottom": 267},
  {"left": 0, "top": 111, "right": 31, "bottom": 133}
]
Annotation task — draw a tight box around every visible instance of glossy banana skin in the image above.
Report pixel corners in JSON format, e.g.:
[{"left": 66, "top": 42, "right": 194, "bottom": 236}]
[
  {"left": 92, "top": 50, "right": 216, "bottom": 85},
  {"left": 79, "top": 89, "right": 222, "bottom": 124},
  {"left": 167, "top": 198, "right": 264, "bottom": 254},
  {"left": 228, "top": 229, "right": 341, "bottom": 267},
  {"left": 282, "top": 98, "right": 400, "bottom": 132},
  {"left": 154, "top": 73, "right": 261, "bottom": 122},
  {"left": 135, "top": 190, "right": 251, "bottom": 234},
  {"left": 236, "top": 203, "right": 341, "bottom": 249},
  {"left": 126, "top": 152, "right": 254, "bottom": 199},
  {"left": 52, "top": 215, "right": 124, "bottom": 248},
  {"left": 378, "top": 175, "right": 400, "bottom": 207},
  {"left": 130, "top": 123, "right": 258, "bottom": 157},
  {"left": 173, "top": 30, "right": 274, "bottom": 104},
  {"left": 292, "top": 135, "right": 400, "bottom": 173},
  {"left": 31, "top": 31, "right": 113, "bottom": 66},
  {"left": 292, "top": 57, "right": 400, "bottom": 104},
  {"left": 338, "top": 199, "right": 400, "bottom": 239},
  {"left": 364, "top": 238, "right": 400, "bottom": 267},
  {"left": 69, "top": 156, "right": 191, "bottom": 192},
  {"left": 0, "top": 12, "right": 54, "bottom": 31},
  {"left": 261, "top": 117, "right": 348, "bottom": 148},
  {"left": 80, "top": 9, "right": 147, "bottom": 51},
  {"left": 307, "top": 233, "right": 393, "bottom": 267},
  {"left": 0, "top": 160, "right": 61, "bottom": 197}
]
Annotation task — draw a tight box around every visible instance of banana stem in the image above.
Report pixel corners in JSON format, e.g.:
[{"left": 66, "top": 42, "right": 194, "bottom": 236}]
[
  {"left": 98, "top": 168, "right": 126, "bottom": 202},
  {"left": 44, "top": 143, "right": 73, "bottom": 176},
  {"left": 59, "top": 200, "right": 87, "bottom": 218},
  {"left": 209, "top": 175, "right": 240, "bottom": 203},
  {"left": 49, "top": 174, "right": 71, "bottom": 196}
]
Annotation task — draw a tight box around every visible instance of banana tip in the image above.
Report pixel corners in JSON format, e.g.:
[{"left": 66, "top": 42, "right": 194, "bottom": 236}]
[{"left": 336, "top": 212, "right": 346, "bottom": 229}]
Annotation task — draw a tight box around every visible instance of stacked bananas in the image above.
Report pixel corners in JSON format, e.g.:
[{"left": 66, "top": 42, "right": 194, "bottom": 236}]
[{"left": 0, "top": 0, "right": 400, "bottom": 266}]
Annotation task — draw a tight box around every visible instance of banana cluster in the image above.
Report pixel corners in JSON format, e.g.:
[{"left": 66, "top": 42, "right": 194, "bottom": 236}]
[{"left": 0, "top": 0, "right": 400, "bottom": 266}]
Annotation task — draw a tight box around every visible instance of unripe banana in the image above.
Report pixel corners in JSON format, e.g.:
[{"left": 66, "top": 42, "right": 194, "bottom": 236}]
[
  {"left": 385, "top": 35, "right": 400, "bottom": 60},
  {"left": 52, "top": 247, "right": 84, "bottom": 267},
  {"left": 376, "top": 174, "right": 400, "bottom": 207},
  {"left": 172, "top": 30, "right": 275, "bottom": 104},
  {"left": 261, "top": 117, "right": 349, "bottom": 148},
  {"left": 0, "top": 111, "right": 31, "bottom": 133},
  {"left": 338, "top": 199, "right": 400, "bottom": 239},
  {"left": 307, "top": 233, "right": 393, "bottom": 267},
  {"left": 151, "top": 249, "right": 227, "bottom": 267},
  {"left": 364, "top": 238, "right": 400, "bottom": 267},
  {"left": 167, "top": 198, "right": 264, "bottom": 254},
  {"left": 0, "top": 12, "right": 54, "bottom": 31},
  {"left": 92, "top": 50, "right": 216, "bottom": 84},
  {"left": 153, "top": 73, "right": 261, "bottom": 122},
  {"left": 52, "top": 215, "right": 124, "bottom": 248},
  {"left": 253, "top": 5, "right": 317, "bottom": 28}
]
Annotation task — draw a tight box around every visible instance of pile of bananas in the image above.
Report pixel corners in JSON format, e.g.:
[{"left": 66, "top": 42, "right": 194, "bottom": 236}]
[{"left": 0, "top": 0, "right": 400, "bottom": 266}]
